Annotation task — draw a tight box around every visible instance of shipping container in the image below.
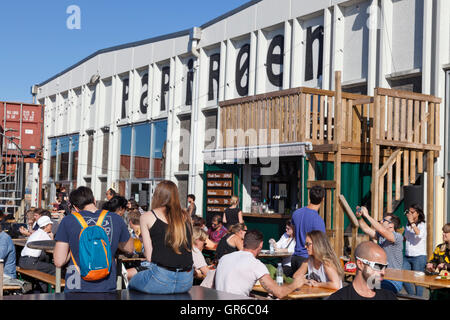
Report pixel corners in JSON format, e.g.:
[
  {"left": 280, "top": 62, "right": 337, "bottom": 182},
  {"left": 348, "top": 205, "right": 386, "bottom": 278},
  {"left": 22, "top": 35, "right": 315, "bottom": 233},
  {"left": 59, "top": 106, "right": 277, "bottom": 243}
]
[{"left": 0, "top": 101, "right": 44, "bottom": 156}]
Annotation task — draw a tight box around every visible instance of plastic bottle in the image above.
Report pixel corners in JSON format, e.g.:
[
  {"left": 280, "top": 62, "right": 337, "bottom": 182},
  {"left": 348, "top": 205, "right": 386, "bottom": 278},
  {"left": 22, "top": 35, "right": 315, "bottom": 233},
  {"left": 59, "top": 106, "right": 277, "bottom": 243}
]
[
  {"left": 269, "top": 241, "right": 275, "bottom": 254},
  {"left": 276, "top": 263, "right": 284, "bottom": 286}
]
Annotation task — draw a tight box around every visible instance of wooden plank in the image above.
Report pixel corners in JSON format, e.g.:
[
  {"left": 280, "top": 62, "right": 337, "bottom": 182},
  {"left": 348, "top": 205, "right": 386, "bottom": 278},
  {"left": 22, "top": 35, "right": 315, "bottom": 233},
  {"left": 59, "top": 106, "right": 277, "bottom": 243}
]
[
  {"left": 305, "top": 94, "right": 311, "bottom": 140},
  {"left": 407, "top": 99, "right": 413, "bottom": 142},
  {"left": 376, "top": 87, "right": 442, "bottom": 103},
  {"left": 347, "top": 100, "right": 353, "bottom": 142},
  {"left": 374, "top": 140, "right": 440, "bottom": 151},
  {"left": 393, "top": 97, "right": 400, "bottom": 141},
  {"left": 299, "top": 93, "right": 306, "bottom": 141},
  {"left": 339, "top": 194, "right": 359, "bottom": 227},
  {"left": 326, "top": 189, "right": 333, "bottom": 231},
  {"left": 308, "top": 157, "right": 316, "bottom": 181},
  {"left": 371, "top": 91, "right": 381, "bottom": 219},
  {"left": 426, "top": 151, "right": 434, "bottom": 257},
  {"left": 395, "top": 151, "right": 402, "bottom": 201},
  {"left": 387, "top": 164, "right": 393, "bottom": 213},
  {"left": 312, "top": 94, "right": 318, "bottom": 143},
  {"left": 378, "top": 169, "right": 384, "bottom": 221},
  {"left": 352, "top": 103, "right": 362, "bottom": 143},
  {"left": 403, "top": 150, "right": 410, "bottom": 186},
  {"left": 435, "top": 103, "right": 440, "bottom": 152},
  {"left": 376, "top": 149, "right": 402, "bottom": 180},
  {"left": 386, "top": 96, "right": 393, "bottom": 140},
  {"left": 327, "top": 96, "right": 333, "bottom": 142},
  {"left": 319, "top": 95, "right": 325, "bottom": 143},
  {"left": 400, "top": 98, "right": 407, "bottom": 141},
  {"left": 307, "top": 180, "right": 336, "bottom": 189}
]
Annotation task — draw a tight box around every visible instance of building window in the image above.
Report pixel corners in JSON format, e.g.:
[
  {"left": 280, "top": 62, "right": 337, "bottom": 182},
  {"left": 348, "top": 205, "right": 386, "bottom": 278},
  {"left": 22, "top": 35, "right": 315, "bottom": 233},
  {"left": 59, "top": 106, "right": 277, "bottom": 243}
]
[
  {"left": 179, "top": 116, "right": 191, "bottom": 172},
  {"left": 102, "top": 131, "right": 109, "bottom": 175},
  {"left": 133, "top": 123, "right": 151, "bottom": 179},
  {"left": 120, "top": 126, "right": 132, "bottom": 179},
  {"left": 48, "top": 133, "right": 79, "bottom": 186},
  {"left": 151, "top": 120, "right": 168, "bottom": 178},
  {"left": 87, "top": 133, "right": 94, "bottom": 176},
  {"left": 388, "top": 75, "right": 422, "bottom": 93}
]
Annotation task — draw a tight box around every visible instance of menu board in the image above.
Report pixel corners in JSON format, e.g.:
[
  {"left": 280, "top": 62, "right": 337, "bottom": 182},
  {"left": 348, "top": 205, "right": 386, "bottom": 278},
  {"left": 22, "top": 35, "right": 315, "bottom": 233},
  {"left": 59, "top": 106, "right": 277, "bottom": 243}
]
[{"left": 206, "top": 171, "right": 234, "bottom": 220}]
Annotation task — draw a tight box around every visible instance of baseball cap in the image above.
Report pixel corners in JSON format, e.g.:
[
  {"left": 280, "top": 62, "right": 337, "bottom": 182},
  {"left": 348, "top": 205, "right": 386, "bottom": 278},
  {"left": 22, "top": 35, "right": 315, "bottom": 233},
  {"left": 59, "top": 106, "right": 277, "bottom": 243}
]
[{"left": 37, "top": 216, "right": 53, "bottom": 228}]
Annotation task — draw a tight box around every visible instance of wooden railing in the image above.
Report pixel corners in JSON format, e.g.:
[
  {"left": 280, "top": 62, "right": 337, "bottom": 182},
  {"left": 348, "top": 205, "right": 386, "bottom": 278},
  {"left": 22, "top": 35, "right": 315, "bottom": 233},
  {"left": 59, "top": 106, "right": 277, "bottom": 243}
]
[{"left": 219, "top": 87, "right": 372, "bottom": 149}]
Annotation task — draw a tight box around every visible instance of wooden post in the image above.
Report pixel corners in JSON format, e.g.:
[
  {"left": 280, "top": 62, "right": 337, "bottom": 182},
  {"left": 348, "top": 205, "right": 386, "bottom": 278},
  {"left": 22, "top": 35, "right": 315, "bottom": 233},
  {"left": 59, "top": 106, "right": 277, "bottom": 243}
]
[
  {"left": 334, "top": 71, "right": 344, "bottom": 257},
  {"left": 371, "top": 90, "right": 381, "bottom": 219},
  {"left": 427, "top": 151, "right": 434, "bottom": 257}
]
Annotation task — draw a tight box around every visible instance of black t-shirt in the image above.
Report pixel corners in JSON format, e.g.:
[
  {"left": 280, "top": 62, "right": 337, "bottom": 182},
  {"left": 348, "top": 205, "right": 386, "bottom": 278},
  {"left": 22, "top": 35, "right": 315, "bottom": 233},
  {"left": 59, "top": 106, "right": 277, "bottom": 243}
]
[{"left": 328, "top": 283, "right": 397, "bottom": 300}]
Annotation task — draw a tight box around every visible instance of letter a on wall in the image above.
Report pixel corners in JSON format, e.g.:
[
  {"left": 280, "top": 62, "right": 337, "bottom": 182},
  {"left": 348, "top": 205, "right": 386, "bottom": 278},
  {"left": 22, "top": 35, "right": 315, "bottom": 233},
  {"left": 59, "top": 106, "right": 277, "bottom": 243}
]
[
  {"left": 140, "top": 72, "right": 148, "bottom": 114},
  {"left": 266, "top": 35, "right": 284, "bottom": 88}
]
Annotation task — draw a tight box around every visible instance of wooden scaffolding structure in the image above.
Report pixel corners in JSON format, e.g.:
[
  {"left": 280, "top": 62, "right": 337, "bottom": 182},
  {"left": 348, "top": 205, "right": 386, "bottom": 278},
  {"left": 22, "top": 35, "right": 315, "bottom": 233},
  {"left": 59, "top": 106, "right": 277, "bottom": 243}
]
[{"left": 218, "top": 71, "right": 441, "bottom": 258}]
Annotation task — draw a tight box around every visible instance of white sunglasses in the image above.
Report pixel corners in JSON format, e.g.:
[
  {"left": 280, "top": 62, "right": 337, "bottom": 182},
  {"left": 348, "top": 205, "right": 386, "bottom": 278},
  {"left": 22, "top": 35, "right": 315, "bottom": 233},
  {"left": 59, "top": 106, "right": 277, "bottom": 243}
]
[{"left": 356, "top": 256, "right": 388, "bottom": 271}]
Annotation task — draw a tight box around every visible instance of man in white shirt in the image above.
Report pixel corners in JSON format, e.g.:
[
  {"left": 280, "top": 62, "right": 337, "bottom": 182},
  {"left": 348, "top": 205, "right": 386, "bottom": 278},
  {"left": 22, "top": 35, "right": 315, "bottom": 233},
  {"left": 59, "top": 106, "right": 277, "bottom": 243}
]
[
  {"left": 215, "top": 230, "right": 304, "bottom": 298},
  {"left": 19, "top": 215, "right": 56, "bottom": 292}
]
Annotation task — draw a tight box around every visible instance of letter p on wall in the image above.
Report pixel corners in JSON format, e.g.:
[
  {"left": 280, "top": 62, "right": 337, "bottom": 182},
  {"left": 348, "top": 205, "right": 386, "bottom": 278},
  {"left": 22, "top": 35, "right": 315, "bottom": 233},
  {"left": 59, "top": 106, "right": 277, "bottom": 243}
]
[{"left": 67, "top": 5, "right": 81, "bottom": 30}]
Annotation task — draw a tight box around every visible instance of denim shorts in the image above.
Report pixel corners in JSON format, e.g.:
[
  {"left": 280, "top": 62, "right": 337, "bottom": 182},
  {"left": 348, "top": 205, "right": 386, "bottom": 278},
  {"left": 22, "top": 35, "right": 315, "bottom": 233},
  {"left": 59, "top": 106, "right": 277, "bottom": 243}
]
[{"left": 128, "top": 262, "right": 193, "bottom": 294}]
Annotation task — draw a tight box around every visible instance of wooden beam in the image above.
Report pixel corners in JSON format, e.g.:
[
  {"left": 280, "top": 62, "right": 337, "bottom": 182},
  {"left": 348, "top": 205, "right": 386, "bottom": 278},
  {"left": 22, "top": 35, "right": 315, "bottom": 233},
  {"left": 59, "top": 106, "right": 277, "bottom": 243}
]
[
  {"left": 339, "top": 194, "right": 359, "bottom": 227},
  {"left": 307, "top": 180, "right": 336, "bottom": 189}
]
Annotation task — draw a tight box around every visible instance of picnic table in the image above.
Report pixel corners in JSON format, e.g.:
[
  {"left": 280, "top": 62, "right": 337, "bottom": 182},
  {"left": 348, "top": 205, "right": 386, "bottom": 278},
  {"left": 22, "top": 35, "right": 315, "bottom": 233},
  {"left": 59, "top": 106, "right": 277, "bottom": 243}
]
[
  {"left": 252, "top": 282, "right": 336, "bottom": 299},
  {"left": 257, "top": 250, "right": 292, "bottom": 259},
  {"left": 344, "top": 268, "right": 450, "bottom": 290}
]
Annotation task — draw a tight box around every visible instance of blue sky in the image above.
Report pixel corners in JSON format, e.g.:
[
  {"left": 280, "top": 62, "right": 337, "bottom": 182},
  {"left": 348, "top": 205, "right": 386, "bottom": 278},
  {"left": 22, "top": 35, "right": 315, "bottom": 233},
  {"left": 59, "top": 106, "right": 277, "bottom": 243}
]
[{"left": 0, "top": 0, "right": 249, "bottom": 103}]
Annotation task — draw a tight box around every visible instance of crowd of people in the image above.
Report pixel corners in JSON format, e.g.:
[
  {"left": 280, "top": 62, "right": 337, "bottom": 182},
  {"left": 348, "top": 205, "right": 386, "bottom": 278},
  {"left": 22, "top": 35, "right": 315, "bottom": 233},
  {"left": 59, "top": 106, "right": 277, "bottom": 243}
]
[{"left": 0, "top": 181, "right": 449, "bottom": 301}]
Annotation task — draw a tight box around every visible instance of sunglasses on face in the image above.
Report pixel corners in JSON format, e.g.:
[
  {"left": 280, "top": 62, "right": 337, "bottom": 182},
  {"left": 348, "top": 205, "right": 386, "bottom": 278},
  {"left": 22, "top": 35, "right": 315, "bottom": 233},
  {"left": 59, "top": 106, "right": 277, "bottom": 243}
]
[
  {"left": 381, "top": 218, "right": 393, "bottom": 225},
  {"left": 356, "top": 257, "right": 388, "bottom": 271},
  {"left": 305, "top": 242, "right": 312, "bottom": 248}
]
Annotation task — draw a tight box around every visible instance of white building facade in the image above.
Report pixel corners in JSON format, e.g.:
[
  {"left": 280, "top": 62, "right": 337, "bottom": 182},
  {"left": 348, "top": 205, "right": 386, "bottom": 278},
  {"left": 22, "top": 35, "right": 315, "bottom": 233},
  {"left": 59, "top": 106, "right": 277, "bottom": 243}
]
[{"left": 35, "top": 0, "right": 449, "bottom": 241}]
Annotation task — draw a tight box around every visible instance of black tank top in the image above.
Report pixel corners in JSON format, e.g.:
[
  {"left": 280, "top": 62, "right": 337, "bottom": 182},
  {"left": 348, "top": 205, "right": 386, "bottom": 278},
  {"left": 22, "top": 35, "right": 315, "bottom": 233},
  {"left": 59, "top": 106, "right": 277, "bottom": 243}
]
[
  {"left": 224, "top": 207, "right": 240, "bottom": 229},
  {"left": 149, "top": 210, "right": 193, "bottom": 269},
  {"left": 215, "top": 233, "right": 238, "bottom": 261}
]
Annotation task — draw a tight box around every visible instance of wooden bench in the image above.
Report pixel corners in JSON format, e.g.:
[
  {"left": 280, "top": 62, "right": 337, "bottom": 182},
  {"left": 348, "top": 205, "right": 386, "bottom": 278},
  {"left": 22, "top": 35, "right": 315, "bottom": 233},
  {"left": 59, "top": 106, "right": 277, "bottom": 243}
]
[{"left": 16, "top": 267, "right": 65, "bottom": 291}]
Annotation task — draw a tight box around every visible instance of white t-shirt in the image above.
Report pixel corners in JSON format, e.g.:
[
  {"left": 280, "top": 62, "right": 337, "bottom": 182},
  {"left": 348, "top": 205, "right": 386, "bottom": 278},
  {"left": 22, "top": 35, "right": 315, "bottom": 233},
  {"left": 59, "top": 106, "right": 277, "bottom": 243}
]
[
  {"left": 276, "top": 233, "right": 295, "bottom": 266},
  {"left": 307, "top": 258, "right": 342, "bottom": 289},
  {"left": 192, "top": 247, "right": 207, "bottom": 270},
  {"left": 404, "top": 222, "right": 427, "bottom": 257},
  {"left": 21, "top": 229, "right": 51, "bottom": 258},
  {"left": 215, "top": 250, "right": 269, "bottom": 296}
]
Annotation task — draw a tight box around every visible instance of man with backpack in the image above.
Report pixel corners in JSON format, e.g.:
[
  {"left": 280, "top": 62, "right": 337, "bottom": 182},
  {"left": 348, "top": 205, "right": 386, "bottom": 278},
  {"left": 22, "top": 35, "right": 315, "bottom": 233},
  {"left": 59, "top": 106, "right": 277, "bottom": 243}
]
[{"left": 54, "top": 186, "right": 134, "bottom": 293}]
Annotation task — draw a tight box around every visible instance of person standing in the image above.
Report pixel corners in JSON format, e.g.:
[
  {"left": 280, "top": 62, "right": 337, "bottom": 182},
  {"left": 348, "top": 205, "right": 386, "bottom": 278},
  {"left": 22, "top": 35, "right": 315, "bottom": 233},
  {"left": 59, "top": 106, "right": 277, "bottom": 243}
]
[
  {"left": 223, "top": 196, "right": 244, "bottom": 230},
  {"left": 128, "top": 180, "right": 194, "bottom": 294},
  {"left": 54, "top": 186, "right": 134, "bottom": 293},
  {"left": 187, "top": 194, "right": 197, "bottom": 218},
  {"left": 105, "top": 188, "right": 117, "bottom": 201},
  {"left": 355, "top": 206, "right": 403, "bottom": 294},
  {"left": 402, "top": 204, "right": 427, "bottom": 297},
  {"left": 290, "top": 186, "right": 326, "bottom": 274},
  {"left": 328, "top": 241, "right": 397, "bottom": 300}
]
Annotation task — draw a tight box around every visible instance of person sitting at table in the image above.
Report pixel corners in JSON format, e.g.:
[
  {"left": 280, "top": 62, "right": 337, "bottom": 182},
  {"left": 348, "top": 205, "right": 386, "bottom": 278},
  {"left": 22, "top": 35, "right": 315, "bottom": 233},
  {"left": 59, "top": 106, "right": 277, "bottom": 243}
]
[
  {"left": 192, "top": 226, "right": 211, "bottom": 280},
  {"left": 215, "top": 223, "right": 247, "bottom": 262},
  {"left": 292, "top": 230, "right": 343, "bottom": 290},
  {"left": 425, "top": 223, "right": 450, "bottom": 300},
  {"left": 328, "top": 241, "right": 397, "bottom": 300},
  {"left": 208, "top": 214, "right": 228, "bottom": 244},
  {"left": 54, "top": 186, "right": 134, "bottom": 293},
  {"left": 192, "top": 216, "right": 216, "bottom": 251},
  {"left": 355, "top": 206, "right": 403, "bottom": 294},
  {"left": 0, "top": 223, "right": 16, "bottom": 279},
  {"left": 19, "top": 207, "right": 37, "bottom": 237},
  {"left": 268, "top": 219, "right": 296, "bottom": 277},
  {"left": 127, "top": 209, "right": 143, "bottom": 255},
  {"left": 102, "top": 195, "right": 128, "bottom": 218},
  {"left": 215, "top": 229, "right": 305, "bottom": 298},
  {"left": 128, "top": 180, "right": 194, "bottom": 294},
  {"left": 19, "top": 215, "right": 56, "bottom": 292}
]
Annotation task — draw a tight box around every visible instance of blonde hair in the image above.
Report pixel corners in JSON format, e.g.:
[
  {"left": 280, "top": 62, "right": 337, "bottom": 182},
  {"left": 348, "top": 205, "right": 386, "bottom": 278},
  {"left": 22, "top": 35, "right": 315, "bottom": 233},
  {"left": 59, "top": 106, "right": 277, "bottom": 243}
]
[
  {"left": 307, "top": 230, "right": 344, "bottom": 279},
  {"left": 151, "top": 180, "right": 191, "bottom": 254},
  {"left": 230, "top": 195, "right": 239, "bottom": 206},
  {"left": 192, "top": 226, "right": 208, "bottom": 242},
  {"left": 228, "top": 223, "right": 246, "bottom": 234}
]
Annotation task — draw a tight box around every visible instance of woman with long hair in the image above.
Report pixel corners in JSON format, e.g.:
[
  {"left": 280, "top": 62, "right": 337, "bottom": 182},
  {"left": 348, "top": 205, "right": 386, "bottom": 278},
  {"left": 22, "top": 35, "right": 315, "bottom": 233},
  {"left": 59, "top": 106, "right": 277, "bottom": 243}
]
[
  {"left": 215, "top": 223, "right": 247, "bottom": 262},
  {"left": 293, "top": 230, "right": 343, "bottom": 290},
  {"left": 128, "top": 180, "right": 193, "bottom": 294},
  {"left": 402, "top": 204, "right": 427, "bottom": 297},
  {"left": 222, "top": 195, "right": 244, "bottom": 230}
]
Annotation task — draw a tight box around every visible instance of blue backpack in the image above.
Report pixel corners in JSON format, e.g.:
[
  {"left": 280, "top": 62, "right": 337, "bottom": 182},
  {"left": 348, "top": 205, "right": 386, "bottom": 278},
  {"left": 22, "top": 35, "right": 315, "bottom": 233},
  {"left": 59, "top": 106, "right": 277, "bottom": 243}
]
[{"left": 70, "top": 210, "right": 112, "bottom": 281}]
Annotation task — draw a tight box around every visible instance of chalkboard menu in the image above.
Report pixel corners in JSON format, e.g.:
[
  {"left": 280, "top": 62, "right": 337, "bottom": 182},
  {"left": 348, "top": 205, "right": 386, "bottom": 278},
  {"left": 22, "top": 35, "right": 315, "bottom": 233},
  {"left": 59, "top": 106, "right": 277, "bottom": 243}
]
[{"left": 206, "top": 172, "right": 234, "bottom": 219}]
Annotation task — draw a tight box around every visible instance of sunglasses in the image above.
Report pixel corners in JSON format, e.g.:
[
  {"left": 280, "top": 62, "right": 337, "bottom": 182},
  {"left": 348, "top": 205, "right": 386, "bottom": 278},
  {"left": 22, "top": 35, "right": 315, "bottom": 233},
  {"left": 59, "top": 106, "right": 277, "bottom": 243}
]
[
  {"left": 356, "top": 257, "right": 388, "bottom": 271},
  {"left": 381, "top": 218, "right": 393, "bottom": 225},
  {"left": 305, "top": 242, "right": 312, "bottom": 248}
]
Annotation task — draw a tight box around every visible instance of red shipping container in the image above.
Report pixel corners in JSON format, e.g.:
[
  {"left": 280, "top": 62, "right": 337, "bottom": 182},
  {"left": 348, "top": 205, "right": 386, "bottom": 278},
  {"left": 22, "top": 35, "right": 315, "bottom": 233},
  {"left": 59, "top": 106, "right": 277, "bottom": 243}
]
[{"left": 0, "top": 101, "right": 44, "bottom": 156}]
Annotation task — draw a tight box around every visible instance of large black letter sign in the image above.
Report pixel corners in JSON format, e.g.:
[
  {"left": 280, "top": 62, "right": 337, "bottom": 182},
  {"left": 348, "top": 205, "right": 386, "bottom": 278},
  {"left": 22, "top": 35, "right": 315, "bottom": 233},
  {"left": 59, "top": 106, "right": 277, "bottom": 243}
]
[
  {"left": 208, "top": 53, "right": 220, "bottom": 101},
  {"left": 305, "top": 26, "right": 324, "bottom": 82},
  {"left": 160, "top": 66, "right": 170, "bottom": 111},
  {"left": 121, "top": 78, "right": 129, "bottom": 119},
  {"left": 140, "top": 72, "right": 148, "bottom": 114},
  {"left": 185, "top": 59, "right": 194, "bottom": 106},
  {"left": 266, "top": 35, "right": 284, "bottom": 87},
  {"left": 235, "top": 43, "right": 250, "bottom": 97}
]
